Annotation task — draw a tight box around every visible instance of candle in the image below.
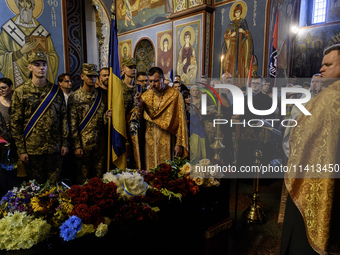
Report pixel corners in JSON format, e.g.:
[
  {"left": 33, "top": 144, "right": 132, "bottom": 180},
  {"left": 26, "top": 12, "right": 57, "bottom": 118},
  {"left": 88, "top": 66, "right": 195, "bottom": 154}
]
[{"left": 218, "top": 55, "right": 224, "bottom": 115}]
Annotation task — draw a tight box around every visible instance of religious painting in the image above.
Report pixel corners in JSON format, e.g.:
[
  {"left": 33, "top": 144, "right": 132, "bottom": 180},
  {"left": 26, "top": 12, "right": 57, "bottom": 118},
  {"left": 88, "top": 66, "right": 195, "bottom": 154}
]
[
  {"left": 0, "top": 0, "right": 67, "bottom": 87},
  {"left": 135, "top": 39, "right": 155, "bottom": 72},
  {"left": 175, "top": 20, "right": 201, "bottom": 85},
  {"left": 326, "top": 0, "right": 340, "bottom": 23},
  {"left": 119, "top": 39, "right": 132, "bottom": 66},
  {"left": 157, "top": 30, "right": 173, "bottom": 78},
  {"left": 174, "top": 0, "right": 188, "bottom": 12},
  {"left": 292, "top": 24, "right": 340, "bottom": 78},
  {"left": 116, "top": 0, "right": 167, "bottom": 34},
  {"left": 221, "top": 1, "right": 254, "bottom": 79},
  {"left": 212, "top": 0, "right": 268, "bottom": 79}
]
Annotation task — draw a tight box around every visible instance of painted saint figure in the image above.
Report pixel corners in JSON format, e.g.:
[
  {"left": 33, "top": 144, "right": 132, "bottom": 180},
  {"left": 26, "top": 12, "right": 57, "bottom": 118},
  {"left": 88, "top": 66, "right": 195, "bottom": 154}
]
[
  {"left": 177, "top": 30, "right": 197, "bottom": 85},
  {"left": 159, "top": 35, "right": 172, "bottom": 77},
  {"left": 222, "top": 3, "right": 253, "bottom": 79},
  {"left": 0, "top": 0, "right": 59, "bottom": 87}
]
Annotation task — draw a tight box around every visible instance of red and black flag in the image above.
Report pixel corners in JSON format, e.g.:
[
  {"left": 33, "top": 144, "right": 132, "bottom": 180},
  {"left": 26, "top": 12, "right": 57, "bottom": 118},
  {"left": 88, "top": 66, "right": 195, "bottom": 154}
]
[{"left": 269, "top": 10, "right": 279, "bottom": 80}]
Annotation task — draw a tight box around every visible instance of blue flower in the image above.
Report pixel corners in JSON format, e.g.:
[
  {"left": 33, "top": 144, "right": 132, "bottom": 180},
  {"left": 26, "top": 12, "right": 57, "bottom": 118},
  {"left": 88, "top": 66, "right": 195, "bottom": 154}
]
[
  {"left": 1, "top": 190, "right": 13, "bottom": 205},
  {"left": 60, "top": 216, "right": 82, "bottom": 241}
]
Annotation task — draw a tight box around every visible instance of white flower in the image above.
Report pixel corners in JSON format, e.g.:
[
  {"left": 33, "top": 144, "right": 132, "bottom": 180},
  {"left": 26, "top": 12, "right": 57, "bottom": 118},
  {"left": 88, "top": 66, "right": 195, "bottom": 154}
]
[
  {"left": 102, "top": 172, "right": 115, "bottom": 183},
  {"left": 180, "top": 163, "right": 191, "bottom": 176},
  {"left": 9, "top": 211, "right": 25, "bottom": 227}
]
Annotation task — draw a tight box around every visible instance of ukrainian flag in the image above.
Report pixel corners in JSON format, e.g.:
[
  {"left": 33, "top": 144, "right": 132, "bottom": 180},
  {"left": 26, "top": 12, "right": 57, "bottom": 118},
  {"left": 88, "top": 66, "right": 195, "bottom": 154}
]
[{"left": 108, "top": 13, "right": 127, "bottom": 170}]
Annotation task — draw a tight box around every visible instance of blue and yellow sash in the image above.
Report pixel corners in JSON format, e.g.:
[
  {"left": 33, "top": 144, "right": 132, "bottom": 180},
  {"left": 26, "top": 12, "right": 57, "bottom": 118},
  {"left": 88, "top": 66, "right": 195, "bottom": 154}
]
[
  {"left": 79, "top": 91, "right": 102, "bottom": 133},
  {"left": 24, "top": 84, "right": 60, "bottom": 139}
]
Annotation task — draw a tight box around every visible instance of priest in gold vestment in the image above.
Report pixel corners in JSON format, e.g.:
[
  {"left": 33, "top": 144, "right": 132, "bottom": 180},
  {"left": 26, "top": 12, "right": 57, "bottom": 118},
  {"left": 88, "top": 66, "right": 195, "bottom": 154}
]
[
  {"left": 135, "top": 67, "right": 188, "bottom": 170},
  {"left": 281, "top": 44, "right": 340, "bottom": 255}
]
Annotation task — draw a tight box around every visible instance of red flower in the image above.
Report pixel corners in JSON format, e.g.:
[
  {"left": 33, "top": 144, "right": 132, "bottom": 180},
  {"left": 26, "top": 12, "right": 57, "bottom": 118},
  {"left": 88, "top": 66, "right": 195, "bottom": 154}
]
[
  {"left": 176, "top": 178, "right": 186, "bottom": 190},
  {"left": 160, "top": 163, "right": 171, "bottom": 172},
  {"left": 67, "top": 185, "right": 81, "bottom": 198},
  {"left": 82, "top": 213, "right": 92, "bottom": 224},
  {"left": 94, "top": 215, "right": 105, "bottom": 228},
  {"left": 93, "top": 188, "right": 105, "bottom": 203},
  {"left": 72, "top": 203, "right": 89, "bottom": 218},
  {"left": 153, "top": 178, "right": 163, "bottom": 189},
  {"left": 79, "top": 192, "right": 88, "bottom": 203},
  {"left": 89, "top": 204, "right": 101, "bottom": 216},
  {"left": 143, "top": 173, "right": 154, "bottom": 183},
  {"left": 87, "top": 177, "right": 103, "bottom": 191},
  {"left": 104, "top": 182, "right": 117, "bottom": 199},
  {"left": 98, "top": 199, "right": 114, "bottom": 209},
  {"left": 167, "top": 180, "right": 176, "bottom": 191}
]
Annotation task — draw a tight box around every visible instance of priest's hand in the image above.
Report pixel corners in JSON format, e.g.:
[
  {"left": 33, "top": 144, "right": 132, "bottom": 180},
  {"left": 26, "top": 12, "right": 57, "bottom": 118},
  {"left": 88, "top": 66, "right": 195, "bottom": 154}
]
[
  {"left": 174, "top": 145, "right": 183, "bottom": 157},
  {"left": 134, "top": 92, "right": 144, "bottom": 108}
]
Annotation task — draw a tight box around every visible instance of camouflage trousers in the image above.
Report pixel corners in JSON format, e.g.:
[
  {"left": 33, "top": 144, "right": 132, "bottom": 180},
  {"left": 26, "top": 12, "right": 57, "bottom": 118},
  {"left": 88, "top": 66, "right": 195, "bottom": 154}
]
[
  {"left": 25, "top": 154, "right": 63, "bottom": 184},
  {"left": 75, "top": 147, "right": 105, "bottom": 184}
]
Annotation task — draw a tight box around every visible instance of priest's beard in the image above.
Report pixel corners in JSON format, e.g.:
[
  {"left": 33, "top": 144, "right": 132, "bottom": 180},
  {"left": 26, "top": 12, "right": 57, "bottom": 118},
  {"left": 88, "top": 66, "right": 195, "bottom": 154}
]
[{"left": 19, "top": 8, "right": 33, "bottom": 24}]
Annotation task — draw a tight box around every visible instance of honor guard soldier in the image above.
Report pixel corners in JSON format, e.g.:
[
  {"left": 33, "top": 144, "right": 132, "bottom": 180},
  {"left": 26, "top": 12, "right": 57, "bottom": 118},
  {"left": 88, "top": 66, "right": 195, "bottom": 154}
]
[
  {"left": 68, "top": 63, "right": 112, "bottom": 184},
  {"left": 10, "top": 51, "right": 69, "bottom": 184}
]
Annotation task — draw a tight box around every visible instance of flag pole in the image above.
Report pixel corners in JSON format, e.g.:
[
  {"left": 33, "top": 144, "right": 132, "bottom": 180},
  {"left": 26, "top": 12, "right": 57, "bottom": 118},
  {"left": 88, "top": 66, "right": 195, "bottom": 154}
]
[{"left": 107, "top": 6, "right": 115, "bottom": 172}]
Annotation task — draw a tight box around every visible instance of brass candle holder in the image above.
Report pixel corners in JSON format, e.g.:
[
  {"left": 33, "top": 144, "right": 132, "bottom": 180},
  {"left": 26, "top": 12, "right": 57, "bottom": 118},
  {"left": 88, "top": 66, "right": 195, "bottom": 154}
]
[{"left": 243, "top": 150, "right": 266, "bottom": 224}]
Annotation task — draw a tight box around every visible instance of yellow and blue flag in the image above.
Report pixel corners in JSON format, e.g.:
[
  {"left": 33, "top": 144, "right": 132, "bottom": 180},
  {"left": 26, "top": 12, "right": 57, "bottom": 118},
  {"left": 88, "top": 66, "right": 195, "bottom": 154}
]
[{"left": 108, "top": 14, "right": 127, "bottom": 169}]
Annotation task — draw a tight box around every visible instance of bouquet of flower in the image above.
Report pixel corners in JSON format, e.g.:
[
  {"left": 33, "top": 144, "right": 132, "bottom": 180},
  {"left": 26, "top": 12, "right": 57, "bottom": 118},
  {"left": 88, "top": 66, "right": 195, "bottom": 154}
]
[
  {"left": 67, "top": 177, "right": 118, "bottom": 228},
  {"left": 0, "top": 180, "right": 42, "bottom": 217},
  {"left": 0, "top": 211, "right": 51, "bottom": 251},
  {"left": 142, "top": 158, "right": 199, "bottom": 200},
  {"left": 103, "top": 171, "right": 148, "bottom": 200},
  {"left": 191, "top": 159, "right": 221, "bottom": 187},
  {"left": 30, "top": 183, "right": 73, "bottom": 232}
]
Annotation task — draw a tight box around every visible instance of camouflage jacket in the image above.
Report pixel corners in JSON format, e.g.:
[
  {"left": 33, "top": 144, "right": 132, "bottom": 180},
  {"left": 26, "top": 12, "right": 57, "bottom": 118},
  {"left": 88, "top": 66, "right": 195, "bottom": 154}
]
[
  {"left": 10, "top": 80, "right": 68, "bottom": 155},
  {"left": 68, "top": 87, "right": 107, "bottom": 151},
  {"left": 122, "top": 80, "right": 136, "bottom": 115}
]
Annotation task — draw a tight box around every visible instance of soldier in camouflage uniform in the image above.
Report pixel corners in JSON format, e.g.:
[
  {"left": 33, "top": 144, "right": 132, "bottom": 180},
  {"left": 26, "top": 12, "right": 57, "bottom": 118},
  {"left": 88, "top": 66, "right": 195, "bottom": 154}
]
[
  {"left": 120, "top": 57, "right": 138, "bottom": 168},
  {"left": 10, "top": 51, "right": 69, "bottom": 184},
  {"left": 121, "top": 57, "right": 137, "bottom": 115},
  {"left": 68, "top": 64, "right": 112, "bottom": 184}
]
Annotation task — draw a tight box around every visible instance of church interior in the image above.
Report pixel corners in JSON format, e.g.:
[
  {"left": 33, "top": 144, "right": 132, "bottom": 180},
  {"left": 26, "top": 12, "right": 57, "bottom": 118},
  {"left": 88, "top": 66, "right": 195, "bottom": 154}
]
[{"left": 0, "top": 0, "right": 339, "bottom": 254}]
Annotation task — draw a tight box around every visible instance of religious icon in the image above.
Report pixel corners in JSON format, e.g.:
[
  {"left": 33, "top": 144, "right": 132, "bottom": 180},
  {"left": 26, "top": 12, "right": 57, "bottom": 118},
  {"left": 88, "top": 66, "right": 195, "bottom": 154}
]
[
  {"left": 0, "top": 0, "right": 59, "bottom": 87},
  {"left": 222, "top": 1, "right": 254, "bottom": 79},
  {"left": 310, "top": 39, "right": 323, "bottom": 76},
  {"left": 157, "top": 31, "right": 173, "bottom": 78},
  {"left": 119, "top": 40, "right": 132, "bottom": 65},
  {"left": 176, "top": 25, "right": 198, "bottom": 85}
]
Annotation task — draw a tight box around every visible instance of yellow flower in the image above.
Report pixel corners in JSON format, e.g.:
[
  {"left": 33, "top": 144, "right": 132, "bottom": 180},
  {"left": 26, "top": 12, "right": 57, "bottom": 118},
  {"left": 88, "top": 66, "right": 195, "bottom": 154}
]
[
  {"left": 39, "top": 187, "right": 56, "bottom": 198},
  {"left": 31, "top": 197, "right": 43, "bottom": 212},
  {"left": 95, "top": 223, "right": 108, "bottom": 238}
]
